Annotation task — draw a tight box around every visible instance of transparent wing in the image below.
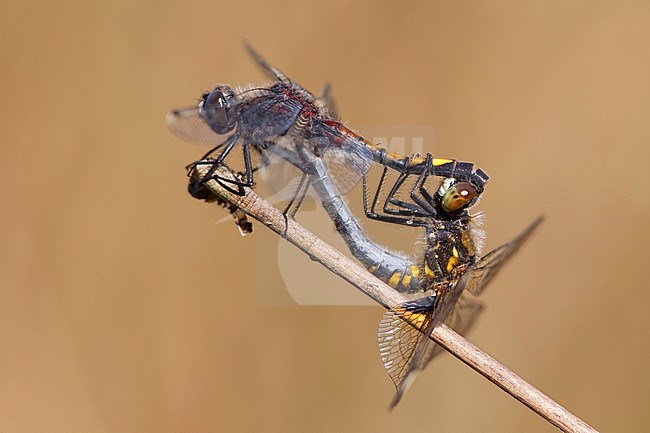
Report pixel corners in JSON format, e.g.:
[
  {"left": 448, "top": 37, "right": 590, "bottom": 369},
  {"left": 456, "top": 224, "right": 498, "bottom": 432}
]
[
  {"left": 377, "top": 298, "right": 434, "bottom": 389},
  {"left": 263, "top": 131, "right": 372, "bottom": 197},
  {"left": 378, "top": 297, "right": 441, "bottom": 408},
  {"left": 444, "top": 295, "right": 484, "bottom": 337},
  {"left": 316, "top": 83, "right": 338, "bottom": 117},
  {"left": 315, "top": 124, "right": 374, "bottom": 195},
  {"left": 379, "top": 292, "right": 485, "bottom": 408},
  {"left": 425, "top": 295, "right": 484, "bottom": 360},
  {"left": 465, "top": 216, "right": 544, "bottom": 296},
  {"left": 243, "top": 41, "right": 292, "bottom": 83},
  {"left": 389, "top": 277, "right": 476, "bottom": 407},
  {"left": 377, "top": 218, "right": 541, "bottom": 407},
  {"left": 323, "top": 146, "right": 373, "bottom": 194},
  {"left": 166, "top": 106, "right": 226, "bottom": 146},
  {"left": 257, "top": 158, "right": 314, "bottom": 204}
]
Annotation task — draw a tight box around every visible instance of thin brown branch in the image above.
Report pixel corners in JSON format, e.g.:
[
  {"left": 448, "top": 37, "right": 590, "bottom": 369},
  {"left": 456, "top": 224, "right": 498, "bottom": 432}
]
[{"left": 194, "top": 165, "right": 598, "bottom": 433}]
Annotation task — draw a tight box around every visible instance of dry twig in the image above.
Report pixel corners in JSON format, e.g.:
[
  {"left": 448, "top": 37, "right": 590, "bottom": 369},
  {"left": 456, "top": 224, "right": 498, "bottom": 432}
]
[{"left": 194, "top": 164, "right": 598, "bottom": 433}]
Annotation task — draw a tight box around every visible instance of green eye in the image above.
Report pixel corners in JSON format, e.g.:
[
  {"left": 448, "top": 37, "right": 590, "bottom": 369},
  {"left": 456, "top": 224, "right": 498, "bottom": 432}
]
[{"left": 441, "top": 182, "right": 477, "bottom": 213}]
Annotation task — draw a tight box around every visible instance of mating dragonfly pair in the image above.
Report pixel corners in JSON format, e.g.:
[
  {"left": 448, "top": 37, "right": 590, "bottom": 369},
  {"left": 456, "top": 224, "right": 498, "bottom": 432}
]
[{"left": 167, "top": 44, "right": 542, "bottom": 408}]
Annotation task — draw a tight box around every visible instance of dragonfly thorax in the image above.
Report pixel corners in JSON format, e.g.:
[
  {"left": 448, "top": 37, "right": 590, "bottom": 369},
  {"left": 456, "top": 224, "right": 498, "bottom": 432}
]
[
  {"left": 423, "top": 218, "right": 476, "bottom": 282},
  {"left": 270, "top": 82, "right": 317, "bottom": 104}
]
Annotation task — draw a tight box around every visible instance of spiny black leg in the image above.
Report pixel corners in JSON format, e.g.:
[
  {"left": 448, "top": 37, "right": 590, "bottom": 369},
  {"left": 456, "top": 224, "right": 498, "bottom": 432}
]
[
  {"left": 196, "top": 133, "right": 235, "bottom": 162},
  {"left": 362, "top": 166, "right": 427, "bottom": 222},
  {"left": 215, "top": 176, "right": 246, "bottom": 196},
  {"left": 364, "top": 166, "right": 389, "bottom": 218},
  {"left": 362, "top": 171, "right": 372, "bottom": 216},
  {"left": 240, "top": 141, "right": 255, "bottom": 187},
  {"left": 382, "top": 172, "right": 429, "bottom": 217},
  {"left": 288, "top": 175, "right": 310, "bottom": 220},
  {"left": 280, "top": 172, "right": 308, "bottom": 236},
  {"left": 367, "top": 166, "right": 409, "bottom": 217},
  {"left": 283, "top": 177, "right": 310, "bottom": 237},
  {"left": 418, "top": 183, "right": 435, "bottom": 208},
  {"left": 382, "top": 171, "right": 409, "bottom": 214},
  {"left": 416, "top": 155, "right": 436, "bottom": 209},
  {"left": 190, "top": 134, "right": 261, "bottom": 196},
  {"left": 408, "top": 154, "right": 437, "bottom": 217},
  {"left": 189, "top": 158, "right": 246, "bottom": 196},
  {"left": 209, "top": 141, "right": 255, "bottom": 190},
  {"left": 384, "top": 172, "right": 429, "bottom": 216},
  {"left": 201, "top": 134, "right": 239, "bottom": 184},
  {"left": 381, "top": 171, "right": 423, "bottom": 216},
  {"left": 364, "top": 211, "right": 428, "bottom": 227},
  {"left": 385, "top": 198, "right": 430, "bottom": 217},
  {"left": 362, "top": 168, "right": 427, "bottom": 226},
  {"left": 189, "top": 159, "right": 217, "bottom": 183}
]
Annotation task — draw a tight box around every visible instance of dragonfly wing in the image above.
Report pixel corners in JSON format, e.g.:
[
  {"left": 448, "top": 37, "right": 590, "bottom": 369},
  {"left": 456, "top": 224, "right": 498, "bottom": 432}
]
[
  {"left": 378, "top": 299, "right": 433, "bottom": 387},
  {"left": 315, "top": 123, "right": 374, "bottom": 195},
  {"left": 378, "top": 287, "right": 485, "bottom": 408},
  {"left": 166, "top": 106, "right": 225, "bottom": 146},
  {"left": 242, "top": 41, "right": 292, "bottom": 83},
  {"left": 316, "top": 83, "right": 338, "bottom": 117},
  {"left": 465, "top": 216, "right": 544, "bottom": 296},
  {"left": 377, "top": 297, "right": 439, "bottom": 408},
  {"left": 445, "top": 295, "right": 484, "bottom": 337},
  {"left": 323, "top": 146, "right": 373, "bottom": 194},
  {"left": 425, "top": 295, "right": 485, "bottom": 360}
]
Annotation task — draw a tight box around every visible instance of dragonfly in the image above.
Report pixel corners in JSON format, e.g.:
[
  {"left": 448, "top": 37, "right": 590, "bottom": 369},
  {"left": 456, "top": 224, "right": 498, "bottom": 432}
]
[
  {"left": 167, "top": 44, "right": 489, "bottom": 231},
  {"left": 294, "top": 145, "right": 543, "bottom": 408},
  {"left": 167, "top": 44, "right": 541, "bottom": 407}
]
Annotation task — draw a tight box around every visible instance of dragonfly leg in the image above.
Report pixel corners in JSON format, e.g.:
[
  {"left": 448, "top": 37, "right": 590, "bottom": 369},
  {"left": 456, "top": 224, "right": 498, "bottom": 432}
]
[
  {"left": 191, "top": 133, "right": 259, "bottom": 195},
  {"left": 406, "top": 154, "right": 438, "bottom": 217},
  {"left": 363, "top": 168, "right": 428, "bottom": 227},
  {"left": 383, "top": 172, "right": 431, "bottom": 217},
  {"left": 287, "top": 175, "right": 310, "bottom": 220},
  {"left": 279, "top": 173, "right": 311, "bottom": 236}
]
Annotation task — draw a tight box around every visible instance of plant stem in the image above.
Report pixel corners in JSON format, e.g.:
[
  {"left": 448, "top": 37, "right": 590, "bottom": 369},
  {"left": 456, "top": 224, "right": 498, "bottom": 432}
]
[{"left": 193, "top": 164, "right": 598, "bottom": 433}]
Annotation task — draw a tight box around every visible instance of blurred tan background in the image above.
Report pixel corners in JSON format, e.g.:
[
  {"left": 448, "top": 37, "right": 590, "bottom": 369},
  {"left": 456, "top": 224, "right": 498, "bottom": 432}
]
[{"left": 1, "top": 1, "right": 648, "bottom": 432}]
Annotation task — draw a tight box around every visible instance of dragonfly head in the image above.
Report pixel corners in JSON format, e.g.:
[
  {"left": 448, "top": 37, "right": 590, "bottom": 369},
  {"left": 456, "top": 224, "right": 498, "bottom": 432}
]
[
  {"left": 199, "top": 85, "right": 237, "bottom": 134},
  {"left": 438, "top": 179, "right": 479, "bottom": 215}
]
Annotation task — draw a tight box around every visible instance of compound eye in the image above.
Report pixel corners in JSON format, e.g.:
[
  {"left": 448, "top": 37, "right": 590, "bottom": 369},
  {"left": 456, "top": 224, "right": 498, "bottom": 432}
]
[
  {"left": 206, "top": 86, "right": 234, "bottom": 105},
  {"left": 441, "top": 182, "right": 478, "bottom": 213},
  {"left": 202, "top": 86, "right": 236, "bottom": 134}
]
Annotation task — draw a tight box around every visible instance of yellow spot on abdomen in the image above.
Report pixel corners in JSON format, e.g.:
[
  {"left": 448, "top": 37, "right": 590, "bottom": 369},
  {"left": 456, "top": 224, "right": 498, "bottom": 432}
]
[
  {"left": 387, "top": 272, "right": 402, "bottom": 288},
  {"left": 406, "top": 156, "right": 426, "bottom": 166},
  {"left": 432, "top": 158, "right": 453, "bottom": 166}
]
